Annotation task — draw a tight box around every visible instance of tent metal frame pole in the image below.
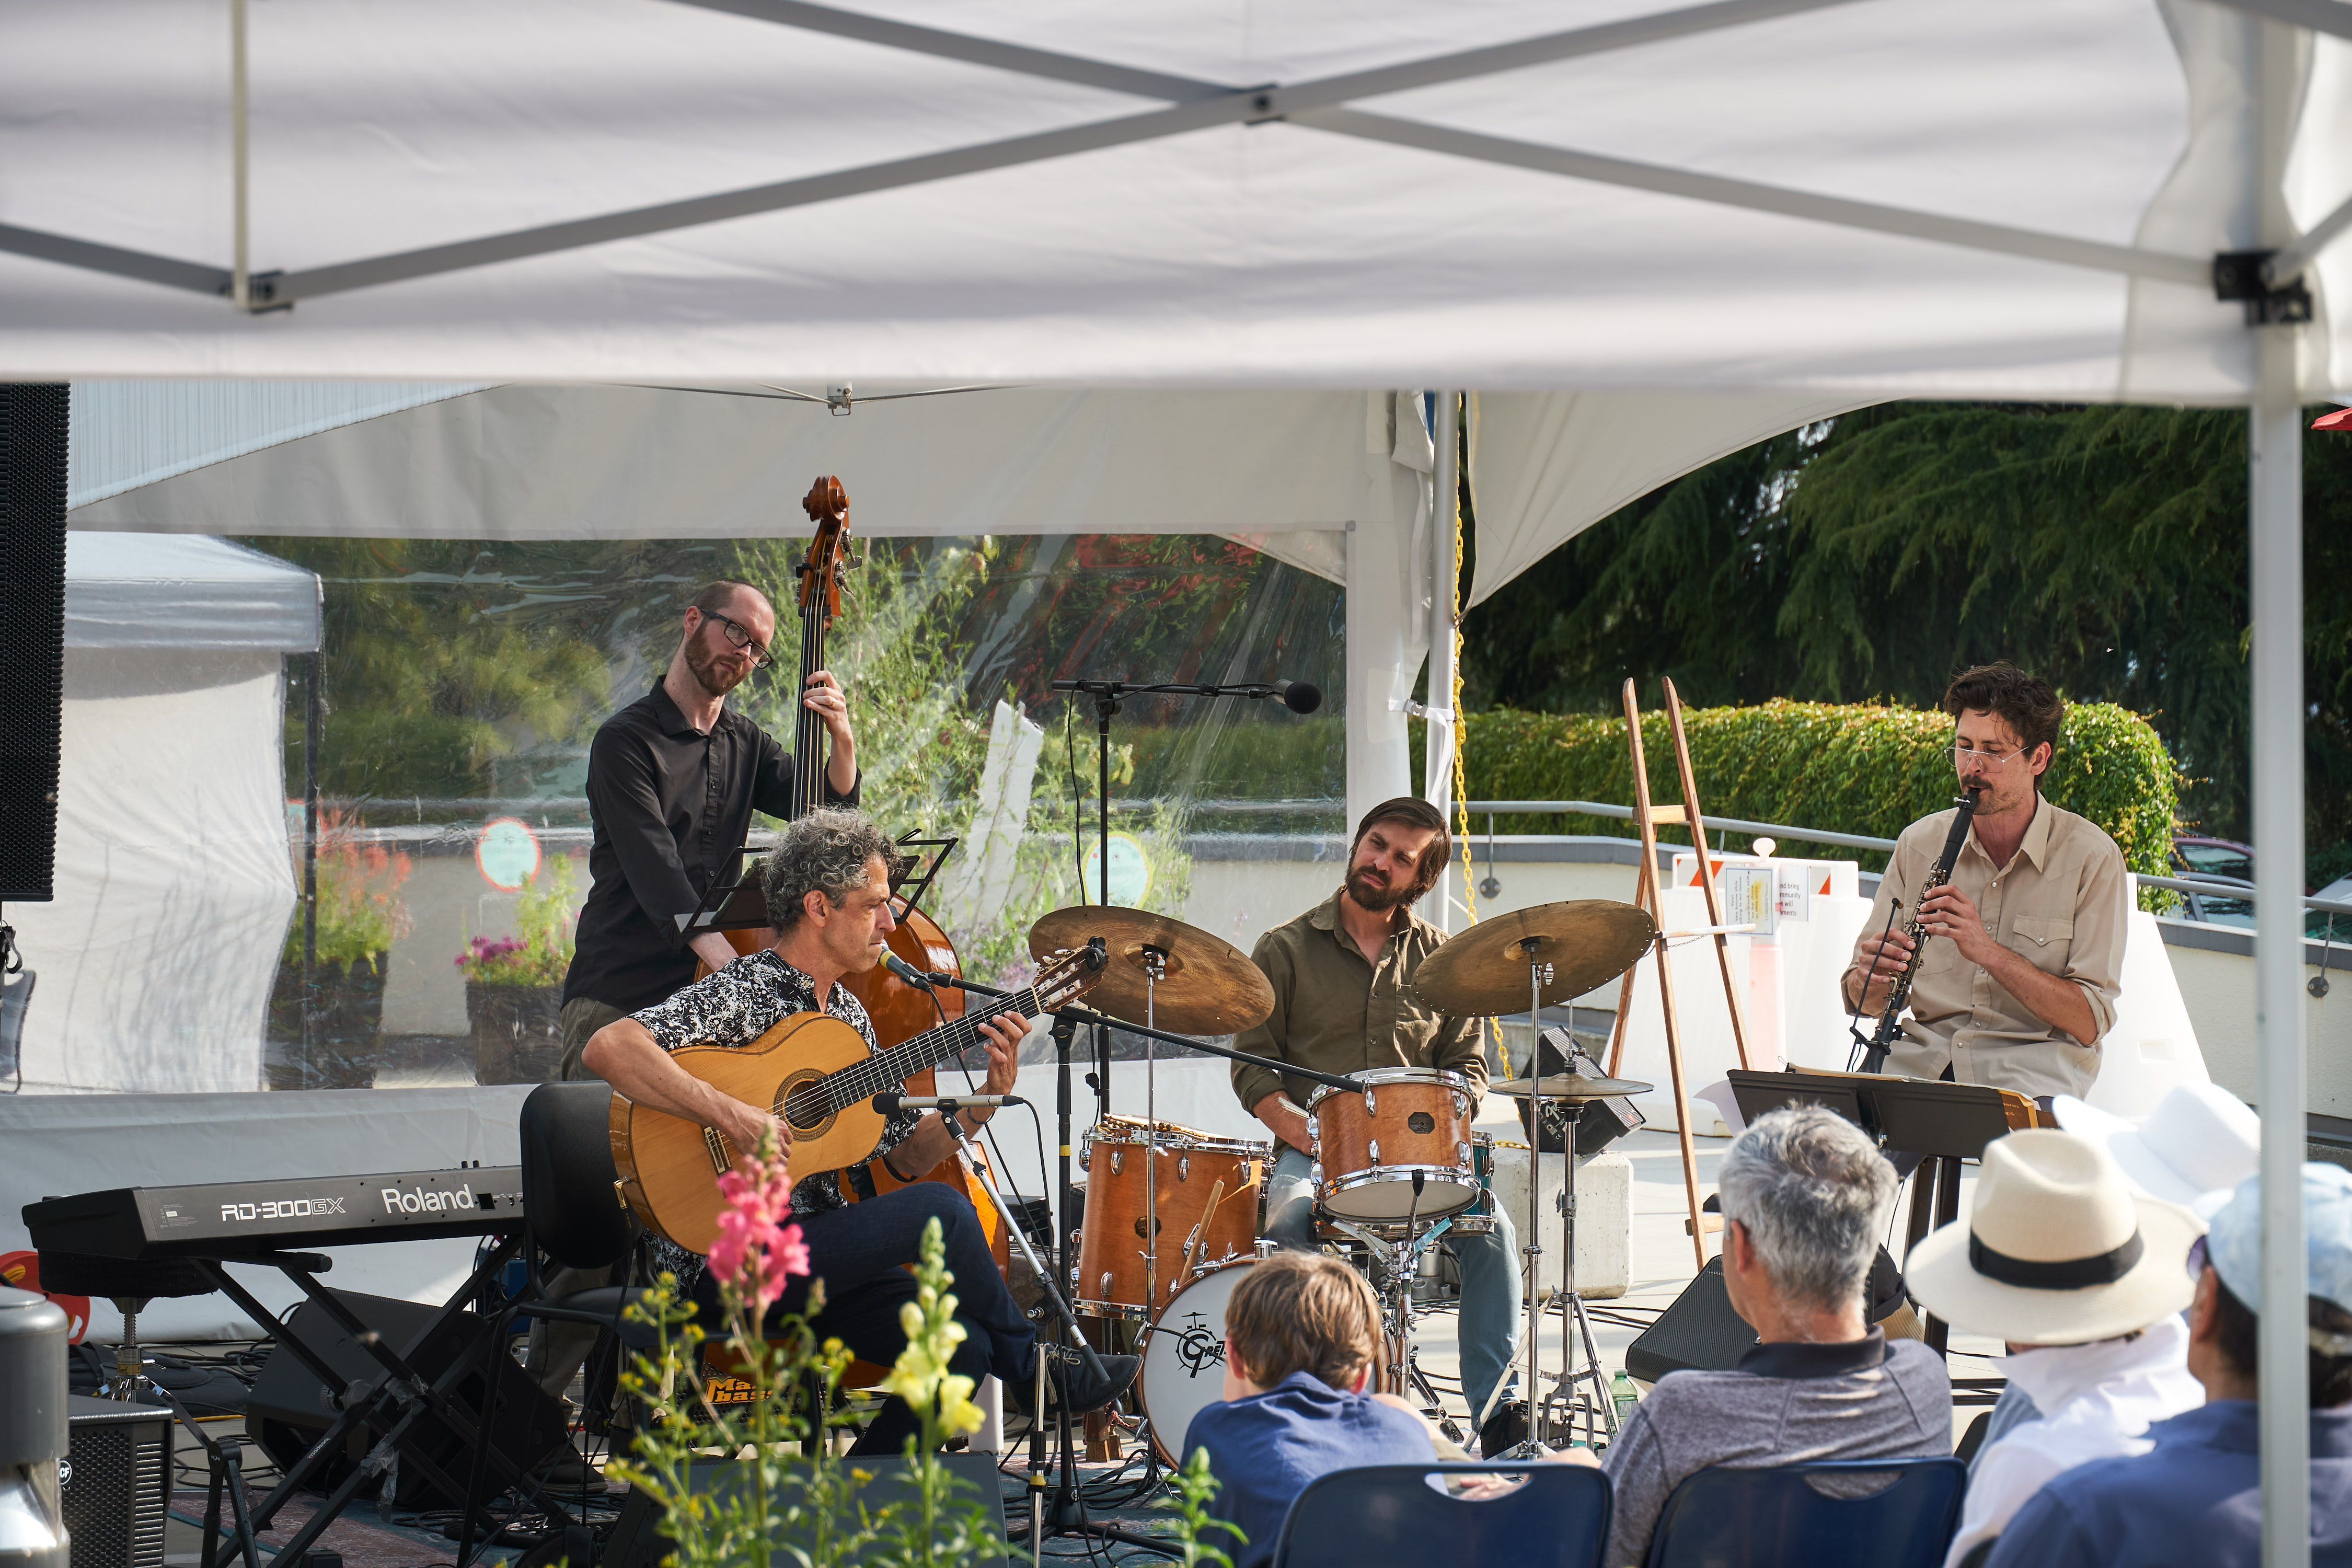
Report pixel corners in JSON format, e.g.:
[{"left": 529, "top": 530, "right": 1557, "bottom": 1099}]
[
  {"left": 2252, "top": 10, "right": 2309, "bottom": 1562},
  {"left": 2251, "top": 325, "right": 2309, "bottom": 1568}
]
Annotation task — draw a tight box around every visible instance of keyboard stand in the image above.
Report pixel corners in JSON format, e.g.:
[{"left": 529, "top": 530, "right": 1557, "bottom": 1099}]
[{"left": 192, "top": 1239, "right": 584, "bottom": 1564}]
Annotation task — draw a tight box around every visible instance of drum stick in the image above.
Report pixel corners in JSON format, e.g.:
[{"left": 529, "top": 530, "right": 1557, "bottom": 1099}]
[{"left": 1180, "top": 1180, "right": 1226, "bottom": 1283}]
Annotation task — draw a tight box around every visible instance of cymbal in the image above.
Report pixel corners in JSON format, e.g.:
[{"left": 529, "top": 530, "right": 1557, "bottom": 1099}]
[
  {"left": 1409, "top": 900, "right": 1658, "bottom": 1017},
  {"left": 1028, "top": 906, "right": 1275, "bottom": 1035},
  {"left": 1487, "top": 1074, "right": 1653, "bottom": 1101}
]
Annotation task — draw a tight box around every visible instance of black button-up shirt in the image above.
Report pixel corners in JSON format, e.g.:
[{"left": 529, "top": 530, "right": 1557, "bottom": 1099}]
[{"left": 562, "top": 682, "right": 857, "bottom": 1014}]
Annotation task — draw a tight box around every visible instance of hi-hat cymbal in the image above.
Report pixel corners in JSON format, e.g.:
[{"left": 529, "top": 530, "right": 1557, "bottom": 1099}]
[
  {"left": 1487, "top": 1073, "right": 1653, "bottom": 1101},
  {"left": 1410, "top": 900, "right": 1657, "bottom": 1017},
  {"left": 1028, "top": 907, "right": 1275, "bottom": 1035}
]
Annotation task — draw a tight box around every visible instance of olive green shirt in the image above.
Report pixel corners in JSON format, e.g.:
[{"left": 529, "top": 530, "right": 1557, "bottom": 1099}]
[
  {"left": 1231, "top": 891, "right": 1486, "bottom": 1151},
  {"left": 1850, "top": 795, "right": 2129, "bottom": 1101}
]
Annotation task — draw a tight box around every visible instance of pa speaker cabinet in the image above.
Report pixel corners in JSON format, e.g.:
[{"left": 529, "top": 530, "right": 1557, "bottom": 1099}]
[
  {"left": 0, "top": 383, "right": 69, "bottom": 904},
  {"left": 1624, "top": 1249, "right": 1909, "bottom": 1384},
  {"left": 245, "top": 1289, "right": 565, "bottom": 1509},
  {"left": 63, "top": 1396, "right": 170, "bottom": 1568}
]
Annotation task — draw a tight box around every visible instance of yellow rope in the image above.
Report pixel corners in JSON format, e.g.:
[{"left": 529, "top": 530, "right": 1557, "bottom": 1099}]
[{"left": 1443, "top": 395, "right": 1507, "bottom": 1078}]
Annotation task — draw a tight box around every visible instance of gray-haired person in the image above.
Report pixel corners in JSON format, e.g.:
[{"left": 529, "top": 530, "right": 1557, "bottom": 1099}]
[
  {"left": 585, "top": 808, "right": 1138, "bottom": 1454},
  {"left": 1560, "top": 1106, "right": 1952, "bottom": 1566}
]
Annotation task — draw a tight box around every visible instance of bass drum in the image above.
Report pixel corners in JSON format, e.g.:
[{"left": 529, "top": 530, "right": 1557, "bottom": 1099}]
[{"left": 1136, "top": 1258, "right": 1255, "bottom": 1466}]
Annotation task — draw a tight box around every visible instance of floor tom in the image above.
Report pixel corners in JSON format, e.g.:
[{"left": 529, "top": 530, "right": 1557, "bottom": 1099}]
[{"left": 1074, "top": 1116, "right": 1266, "bottom": 1319}]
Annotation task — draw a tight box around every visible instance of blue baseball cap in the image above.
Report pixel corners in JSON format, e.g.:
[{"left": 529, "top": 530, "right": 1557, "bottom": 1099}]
[{"left": 2205, "top": 1163, "right": 2352, "bottom": 1340}]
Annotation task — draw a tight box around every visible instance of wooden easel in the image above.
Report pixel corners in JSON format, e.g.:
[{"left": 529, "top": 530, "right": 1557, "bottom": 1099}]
[{"left": 1604, "top": 676, "right": 1754, "bottom": 1269}]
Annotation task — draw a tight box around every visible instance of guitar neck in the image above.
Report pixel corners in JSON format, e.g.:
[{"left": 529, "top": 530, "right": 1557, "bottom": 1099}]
[{"left": 822, "top": 984, "right": 1046, "bottom": 1114}]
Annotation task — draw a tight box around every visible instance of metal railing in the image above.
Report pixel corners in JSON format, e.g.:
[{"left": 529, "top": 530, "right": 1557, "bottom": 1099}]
[{"left": 1462, "top": 799, "right": 2352, "bottom": 920}]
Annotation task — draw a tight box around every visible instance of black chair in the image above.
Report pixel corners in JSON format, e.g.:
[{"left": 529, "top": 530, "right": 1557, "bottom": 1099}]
[
  {"left": 1644, "top": 1457, "right": 1969, "bottom": 1568},
  {"left": 455, "top": 1081, "right": 660, "bottom": 1565},
  {"left": 1270, "top": 1462, "right": 1613, "bottom": 1568}
]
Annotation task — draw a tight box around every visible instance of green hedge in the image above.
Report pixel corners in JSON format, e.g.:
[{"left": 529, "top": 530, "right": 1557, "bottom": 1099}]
[{"left": 1415, "top": 698, "right": 2182, "bottom": 879}]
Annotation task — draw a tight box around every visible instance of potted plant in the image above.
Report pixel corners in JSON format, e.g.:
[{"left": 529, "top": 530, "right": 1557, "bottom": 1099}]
[
  {"left": 457, "top": 854, "right": 577, "bottom": 1085},
  {"left": 618, "top": 1134, "right": 1233, "bottom": 1568},
  {"left": 267, "top": 810, "right": 413, "bottom": 1091}
]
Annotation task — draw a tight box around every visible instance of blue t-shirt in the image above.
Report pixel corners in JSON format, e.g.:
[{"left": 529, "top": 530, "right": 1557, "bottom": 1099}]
[
  {"left": 1181, "top": 1370, "right": 1436, "bottom": 1568},
  {"left": 1987, "top": 1401, "right": 2352, "bottom": 1568}
]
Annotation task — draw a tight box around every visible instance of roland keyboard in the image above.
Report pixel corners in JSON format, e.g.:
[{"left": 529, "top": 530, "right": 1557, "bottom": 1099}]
[{"left": 22, "top": 1166, "right": 526, "bottom": 1260}]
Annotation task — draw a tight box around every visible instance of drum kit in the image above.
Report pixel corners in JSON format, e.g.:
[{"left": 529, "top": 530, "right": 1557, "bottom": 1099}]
[{"left": 1020, "top": 893, "right": 1659, "bottom": 1464}]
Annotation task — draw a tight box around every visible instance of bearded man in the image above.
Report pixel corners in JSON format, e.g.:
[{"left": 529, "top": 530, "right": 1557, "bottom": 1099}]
[
  {"left": 560, "top": 579, "right": 859, "bottom": 1077},
  {"left": 1231, "top": 797, "right": 1525, "bottom": 1455}
]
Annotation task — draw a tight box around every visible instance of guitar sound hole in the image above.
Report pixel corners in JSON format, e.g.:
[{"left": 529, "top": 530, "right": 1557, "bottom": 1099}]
[{"left": 784, "top": 1082, "right": 832, "bottom": 1130}]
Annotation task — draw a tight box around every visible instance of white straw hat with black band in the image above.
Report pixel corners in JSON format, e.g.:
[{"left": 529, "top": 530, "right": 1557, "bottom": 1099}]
[
  {"left": 2051, "top": 1082, "right": 2259, "bottom": 1217},
  {"left": 1906, "top": 1129, "right": 2203, "bottom": 1346}
]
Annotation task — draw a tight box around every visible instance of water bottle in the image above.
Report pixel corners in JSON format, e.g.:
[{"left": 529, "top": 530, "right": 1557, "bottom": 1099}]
[{"left": 1610, "top": 1370, "right": 1639, "bottom": 1426}]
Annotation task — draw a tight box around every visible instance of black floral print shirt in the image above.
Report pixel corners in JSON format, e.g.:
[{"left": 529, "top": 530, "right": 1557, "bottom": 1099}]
[{"left": 629, "top": 950, "right": 921, "bottom": 1289}]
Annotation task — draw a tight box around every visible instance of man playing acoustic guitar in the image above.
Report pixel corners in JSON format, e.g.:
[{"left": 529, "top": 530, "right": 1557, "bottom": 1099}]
[{"left": 585, "top": 809, "right": 1139, "bottom": 1452}]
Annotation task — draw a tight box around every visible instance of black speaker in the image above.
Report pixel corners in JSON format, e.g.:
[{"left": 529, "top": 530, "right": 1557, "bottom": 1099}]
[
  {"left": 64, "top": 1395, "right": 171, "bottom": 1568},
  {"left": 245, "top": 1289, "right": 567, "bottom": 1508},
  {"left": 1623, "top": 1249, "right": 1910, "bottom": 1383},
  {"left": 1516, "top": 1027, "right": 1645, "bottom": 1156},
  {"left": 0, "top": 383, "right": 69, "bottom": 904}
]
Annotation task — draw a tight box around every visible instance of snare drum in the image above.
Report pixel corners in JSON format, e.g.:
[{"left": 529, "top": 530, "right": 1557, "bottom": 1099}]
[
  {"left": 1306, "top": 1067, "right": 1481, "bottom": 1222},
  {"left": 1075, "top": 1117, "right": 1267, "bottom": 1319},
  {"left": 1445, "top": 1132, "right": 1501, "bottom": 1235}
]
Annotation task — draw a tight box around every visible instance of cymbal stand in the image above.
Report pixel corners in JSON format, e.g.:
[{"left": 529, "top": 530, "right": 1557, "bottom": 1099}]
[
  {"left": 1539, "top": 1078, "right": 1616, "bottom": 1449},
  {"left": 1492, "top": 943, "right": 1553, "bottom": 1453},
  {"left": 1141, "top": 944, "right": 1166, "bottom": 1314}
]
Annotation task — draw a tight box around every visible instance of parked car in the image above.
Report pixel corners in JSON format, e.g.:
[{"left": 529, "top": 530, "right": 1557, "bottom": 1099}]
[{"left": 2171, "top": 835, "right": 2338, "bottom": 937}]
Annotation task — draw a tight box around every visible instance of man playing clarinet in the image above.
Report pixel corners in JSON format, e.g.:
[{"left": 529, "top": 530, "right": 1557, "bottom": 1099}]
[{"left": 1843, "top": 663, "right": 2129, "bottom": 1103}]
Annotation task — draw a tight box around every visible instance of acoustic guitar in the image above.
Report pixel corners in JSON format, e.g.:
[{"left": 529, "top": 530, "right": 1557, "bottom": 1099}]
[{"left": 612, "top": 942, "right": 1106, "bottom": 1254}]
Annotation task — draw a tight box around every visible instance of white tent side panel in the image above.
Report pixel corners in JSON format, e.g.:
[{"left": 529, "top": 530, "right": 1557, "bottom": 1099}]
[{"left": 11, "top": 650, "right": 296, "bottom": 1094}]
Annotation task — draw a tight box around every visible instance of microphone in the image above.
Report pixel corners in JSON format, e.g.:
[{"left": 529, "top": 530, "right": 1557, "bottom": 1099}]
[
  {"left": 1272, "top": 679, "right": 1321, "bottom": 715},
  {"left": 872, "top": 1092, "right": 1027, "bottom": 1114},
  {"left": 882, "top": 951, "right": 936, "bottom": 989}
]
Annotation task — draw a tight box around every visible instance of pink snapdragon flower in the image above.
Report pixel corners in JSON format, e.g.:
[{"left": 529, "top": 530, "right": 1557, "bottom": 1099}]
[{"left": 708, "top": 1136, "right": 808, "bottom": 1319}]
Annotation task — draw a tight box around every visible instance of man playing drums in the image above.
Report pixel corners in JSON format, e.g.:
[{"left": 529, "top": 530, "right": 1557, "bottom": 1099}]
[{"left": 1231, "top": 797, "right": 1525, "bottom": 1455}]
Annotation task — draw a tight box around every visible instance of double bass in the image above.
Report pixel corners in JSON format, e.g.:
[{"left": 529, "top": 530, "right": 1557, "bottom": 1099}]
[{"left": 702, "top": 476, "right": 1009, "bottom": 1274}]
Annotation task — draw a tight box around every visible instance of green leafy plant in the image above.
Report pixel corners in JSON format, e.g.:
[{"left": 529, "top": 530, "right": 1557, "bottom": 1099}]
[
  {"left": 1418, "top": 699, "right": 2183, "bottom": 894},
  {"left": 1170, "top": 1448, "right": 1241, "bottom": 1568},
  {"left": 284, "top": 808, "right": 413, "bottom": 971},
  {"left": 454, "top": 854, "right": 579, "bottom": 987}
]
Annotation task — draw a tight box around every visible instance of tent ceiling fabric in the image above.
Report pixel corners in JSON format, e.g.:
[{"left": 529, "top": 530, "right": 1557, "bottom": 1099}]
[
  {"left": 5, "top": 0, "right": 2348, "bottom": 398},
  {"left": 64, "top": 532, "right": 321, "bottom": 652},
  {"left": 68, "top": 384, "right": 1411, "bottom": 578},
  {"left": 1464, "top": 391, "right": 1867, "bottom": 605}
]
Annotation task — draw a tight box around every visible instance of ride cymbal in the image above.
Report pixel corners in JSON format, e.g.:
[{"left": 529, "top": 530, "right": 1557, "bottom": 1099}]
[
  {"left": 1028, "top": 907, "right": 1275, "bottom": 1034},
  {"left": 1486, "top": 1074, "right": 1653, "bottom": 1101},
  {"left": 1409, "top": 900, "right": 1657, "bottom": 1017}
]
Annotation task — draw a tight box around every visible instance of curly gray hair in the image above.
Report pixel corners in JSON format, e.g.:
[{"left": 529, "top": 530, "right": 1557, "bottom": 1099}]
[
  {"left": 758, "top": 809, "right": 903, "bottom": 930},
  {"left": 1716, "top": 1105, "right": 1896, "bottom": 1314}
]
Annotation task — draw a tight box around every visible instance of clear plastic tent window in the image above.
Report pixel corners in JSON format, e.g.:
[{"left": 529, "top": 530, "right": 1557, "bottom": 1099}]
[{"left": 247, "top": 533, "right": 1342, "bottom": 1093}]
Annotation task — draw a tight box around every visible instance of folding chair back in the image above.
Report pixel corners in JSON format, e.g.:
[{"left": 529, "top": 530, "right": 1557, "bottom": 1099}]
[
  {"left": 1644, "top": 1457, "right": 1968, "bottom": 1568},
  {"left": 519, "top": 1081, "right": 635, "bottom": 1273},
  {"left": 1270, "top": 1461, "right": 1611, "bottom": 1568}
]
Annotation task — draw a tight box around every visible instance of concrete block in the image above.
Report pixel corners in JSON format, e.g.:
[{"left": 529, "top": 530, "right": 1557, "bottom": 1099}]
[{"left": 1485, "top": 1147, "right": 1632, "bottom": 1300}]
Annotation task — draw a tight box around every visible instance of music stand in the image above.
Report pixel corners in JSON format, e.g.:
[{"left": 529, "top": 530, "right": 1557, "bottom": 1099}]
[
  {"left": 1726, "top": 1067, "right": 2029, "bottom": 1356},
  {"left": 675, "top": 832, "right": 960, "bottom": 937}
]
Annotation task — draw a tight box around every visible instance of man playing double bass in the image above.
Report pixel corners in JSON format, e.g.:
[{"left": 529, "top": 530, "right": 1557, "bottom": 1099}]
[
  {"left": 527, "top": 579, "right": 855, "bottom": 1435},
  {"left": 1231, "top": 797, "right": 1526, "bottom": 1456},
  {"left": 558, "top": 578, "right": 858, "bottom": 1079}
]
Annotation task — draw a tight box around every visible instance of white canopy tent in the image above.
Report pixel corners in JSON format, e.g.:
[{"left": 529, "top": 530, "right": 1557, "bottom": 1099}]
[
  {"left": 7, "top": 532, "right": 318, "bottom": 1094},
  {"left": 8, "top": 0, "right": 2341, "bottom": 1550}
]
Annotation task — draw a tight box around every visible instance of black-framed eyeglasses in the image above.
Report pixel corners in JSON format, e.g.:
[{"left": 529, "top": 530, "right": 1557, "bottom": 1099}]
[{"left": 702, "top": 610, "right": 774, "bottom": 668}]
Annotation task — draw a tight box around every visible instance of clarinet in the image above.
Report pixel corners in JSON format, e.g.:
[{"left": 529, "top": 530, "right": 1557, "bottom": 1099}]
[{"left": 1859, "top": 786, "right": 1981, "bottom": 1074}]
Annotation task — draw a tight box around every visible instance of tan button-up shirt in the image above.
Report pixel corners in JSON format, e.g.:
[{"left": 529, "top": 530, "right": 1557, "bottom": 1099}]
[
  {"left": 1231, "top": 891, "right": 1486, "bottom": 1151},
  {"left": 1851, "top": 795, "right": 2129, "bottom": 1101}
]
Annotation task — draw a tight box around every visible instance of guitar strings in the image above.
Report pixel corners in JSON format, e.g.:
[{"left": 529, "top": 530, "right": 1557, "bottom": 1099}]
[{"left": 801, "top": 958, "right": 1083, "bottom": 1116}]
